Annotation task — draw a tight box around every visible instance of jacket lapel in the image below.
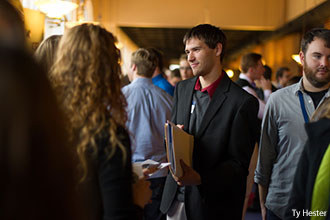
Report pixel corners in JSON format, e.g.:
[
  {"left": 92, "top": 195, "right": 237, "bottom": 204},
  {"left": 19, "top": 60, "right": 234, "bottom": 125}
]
[
  {"left": 182, "top": 77, "right": 197, "bottom": 132},
  {"left": 196, "top": 72, "right": 231, "bottom": 138}
]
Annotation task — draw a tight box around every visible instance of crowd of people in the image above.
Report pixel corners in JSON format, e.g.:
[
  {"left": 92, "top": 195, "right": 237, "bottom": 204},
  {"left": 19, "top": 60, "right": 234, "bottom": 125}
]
[{"left": 1, "top": 1, "right": 329, "bottom": 220}]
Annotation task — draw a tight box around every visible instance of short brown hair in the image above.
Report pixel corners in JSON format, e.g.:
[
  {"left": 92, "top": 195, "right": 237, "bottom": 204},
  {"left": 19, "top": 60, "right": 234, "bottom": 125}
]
[
  {"left": 240, "top": 53, "right": 262, "bottom": 73},
  {"left": 301, "top": 28, "right": 330, "bottom": 55},
  {"left": 131, "top": 48, "right": 157, "bottom": 78},
  {"left": 183, "top": 24, "right": 226, "bottom": 62}
]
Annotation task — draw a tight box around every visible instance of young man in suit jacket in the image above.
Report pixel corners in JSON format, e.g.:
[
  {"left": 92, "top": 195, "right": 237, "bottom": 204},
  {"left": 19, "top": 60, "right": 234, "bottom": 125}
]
[{"left": 160, "top": 24, "right": 259, "bottom": 220}]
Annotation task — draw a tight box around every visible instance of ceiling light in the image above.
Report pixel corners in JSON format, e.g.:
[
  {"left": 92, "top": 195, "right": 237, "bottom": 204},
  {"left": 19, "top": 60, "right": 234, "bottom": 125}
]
[{"left": 34, "top": 0, "right": 78, "bottom": 19}]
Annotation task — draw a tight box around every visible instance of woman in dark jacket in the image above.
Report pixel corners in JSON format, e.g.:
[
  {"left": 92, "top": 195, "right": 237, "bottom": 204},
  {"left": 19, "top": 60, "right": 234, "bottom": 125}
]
[
  {"left": 285, "top": 98, "right": 330, "bottom": 220},
  {"left": 51, "top": 24, "right": 150, "bottom": 220}
]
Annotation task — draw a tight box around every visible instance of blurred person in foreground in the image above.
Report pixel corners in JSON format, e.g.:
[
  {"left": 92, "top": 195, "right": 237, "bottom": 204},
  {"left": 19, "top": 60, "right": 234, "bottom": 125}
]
[
  {"left": 0, "top": 0, "right": 26, "bottom": 49},
  {"left": 0, "top": 46, "right": 85, "bottom": 220},
  {"left": 50, "top": 24, "right": 151, "bottom": 220},
  {"left": 285, "top": 97, "right": 330, "bottom": 220}
]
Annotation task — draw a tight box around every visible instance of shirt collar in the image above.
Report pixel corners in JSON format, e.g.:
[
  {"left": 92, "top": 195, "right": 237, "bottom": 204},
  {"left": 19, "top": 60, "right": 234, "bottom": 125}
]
[
  {"left": 132, "top": 77, "right": 153, "bottom": 85},
  {"left": 194, "top": 71, "right": 224, "bottom": 98},
  {"left": 293, "top": 78, "right": 330, "bottom": 98},
  {"left": 239, "top": 73, "right": 253, "bottom": 84}
]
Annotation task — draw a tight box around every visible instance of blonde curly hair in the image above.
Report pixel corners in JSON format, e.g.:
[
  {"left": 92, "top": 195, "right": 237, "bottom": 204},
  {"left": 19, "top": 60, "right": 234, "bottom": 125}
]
[
  {"left": 311, "top": 97, "right": 330, "bottom": 121},
  {"left": 51, "top": 24, "right": 127, "bottom": 181}
]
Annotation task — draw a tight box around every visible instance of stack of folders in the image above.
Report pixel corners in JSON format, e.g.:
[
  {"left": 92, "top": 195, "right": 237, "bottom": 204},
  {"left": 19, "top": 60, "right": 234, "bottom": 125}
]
[{"left": 164, "top": 121, "right": 194, "bottom": 177}]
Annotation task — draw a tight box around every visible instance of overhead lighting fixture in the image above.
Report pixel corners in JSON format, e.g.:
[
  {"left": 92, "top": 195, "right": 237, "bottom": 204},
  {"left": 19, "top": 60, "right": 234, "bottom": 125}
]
[
  {"left": 34, "top": 0, "right": 78, "bottom": 19},
  {"left": 291, "top": 54, "right": 302, "bottom": 65}
]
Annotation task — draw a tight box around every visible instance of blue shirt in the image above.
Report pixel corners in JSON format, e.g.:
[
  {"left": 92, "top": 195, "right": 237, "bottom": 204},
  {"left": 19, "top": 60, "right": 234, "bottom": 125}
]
[
  {"left": 122, "top": 78, "right": 173, "bottom": 178},
  {"left": 152, "top": 74, "right": 174, "bottom": 96}
]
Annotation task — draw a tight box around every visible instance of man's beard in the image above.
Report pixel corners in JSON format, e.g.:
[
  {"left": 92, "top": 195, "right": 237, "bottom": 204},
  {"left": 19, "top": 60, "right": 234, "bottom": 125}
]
[{"left": 304, "top": 62, "right": 330, "bottom": 88}]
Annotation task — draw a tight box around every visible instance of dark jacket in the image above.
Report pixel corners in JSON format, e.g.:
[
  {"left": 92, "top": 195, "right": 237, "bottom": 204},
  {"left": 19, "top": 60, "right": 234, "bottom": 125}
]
[
  {"left": 285, "top": 118, "right": 330, "bottom": 220},
  {"left": 160, "top": 73, "right": 259, "bottom": 220},
  {"left": 80, "top": 126, "right": 141, "bottom": 220}
]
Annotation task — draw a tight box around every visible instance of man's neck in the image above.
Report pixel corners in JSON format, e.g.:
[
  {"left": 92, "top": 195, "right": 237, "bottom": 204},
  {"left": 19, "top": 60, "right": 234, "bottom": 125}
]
[
  {"left": 302, "top": 75, "right": 330, "bottom": 92},
  {"left": 199, "top": 64, "right": 223, "bottom": 89},
  {"left": 242, "top": 72, "right": 254, "bottom": 83},
  {"left": 133, "top": 72, "right": 149, "bottom": 81}
]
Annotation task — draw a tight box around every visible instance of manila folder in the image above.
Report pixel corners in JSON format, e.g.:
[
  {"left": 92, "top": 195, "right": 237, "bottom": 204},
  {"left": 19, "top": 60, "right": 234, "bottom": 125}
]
[{"left": 164, "top": 121, "right": 194, "bottom": 177}]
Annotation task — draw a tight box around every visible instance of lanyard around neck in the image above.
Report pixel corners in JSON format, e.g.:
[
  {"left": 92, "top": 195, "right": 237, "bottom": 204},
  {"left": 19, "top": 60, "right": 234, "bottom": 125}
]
[{"left": 298, "top": 91, "right": 309, "bottom": 123}]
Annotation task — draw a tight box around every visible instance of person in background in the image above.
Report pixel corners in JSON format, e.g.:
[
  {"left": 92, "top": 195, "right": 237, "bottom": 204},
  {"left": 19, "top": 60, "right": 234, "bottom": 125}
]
[
  {"left": 34, "top": 35, "right": 62, "bottom": 74},
  {"left": 263, "top": 65, "right": 277, "bottom": 92},
  {"left": 150, "top": 48, "right": 175, "bottom": 96},
  {"left": 255, "top": 28, "right": 330, "bottom": 220},
  {"left": 276, "top": 67, "right": 292, "bottom": 89},
  {"left": 123, "top": 48, "right": 172, "bottom": 220},
  {"left": 0, "top": 46, "right": 86, "bottom": 220},
  {"left": 236, "top": 53, "right": 272, "bottom": 120},
  {"left": 285, "top": 97, "right": 330, "bottom": 220},
  {"left": 168, "top": 68, "right": 182, "bottom": 87},
  {"left": 50, "top": 24, "right": 151, "bottom": 220},
  {"left": 179, "top": 54, "right": 194, "bottom": 80},
  {"left": 236, "top": 54, "right": 272, "bottom": 220}
]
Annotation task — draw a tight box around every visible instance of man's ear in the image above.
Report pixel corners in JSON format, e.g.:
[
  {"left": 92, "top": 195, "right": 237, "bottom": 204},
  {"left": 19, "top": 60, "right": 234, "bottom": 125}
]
[
  {"left": 299, "top": 51, "right": 305, "bottom": 66},
  {"left": 215, "top": 43, "right": 223, "bottom": 57},
  {"left": 247, "top": 66, "right": 255, "bottom": 74},
  {"left": 131, "top": 64, "right": 137, "bottom": 71}
]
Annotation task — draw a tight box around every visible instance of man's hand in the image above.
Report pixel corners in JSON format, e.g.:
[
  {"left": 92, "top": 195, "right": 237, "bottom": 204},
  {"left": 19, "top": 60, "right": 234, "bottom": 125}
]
[
  {"left": 172, "top": 160, "right": 201, "bottom": 186},
  {"left": 259, "top": 76, "right": 272, "bottom": 91},
  {"left": 176, "top": 124, "right": 184, "bottom": 129}
]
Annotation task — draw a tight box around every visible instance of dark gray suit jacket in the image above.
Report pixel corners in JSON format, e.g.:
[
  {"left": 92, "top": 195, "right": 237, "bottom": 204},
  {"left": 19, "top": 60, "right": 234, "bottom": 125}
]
[{"left": 160, "top": 73, "right": 259, "bottom": 220}]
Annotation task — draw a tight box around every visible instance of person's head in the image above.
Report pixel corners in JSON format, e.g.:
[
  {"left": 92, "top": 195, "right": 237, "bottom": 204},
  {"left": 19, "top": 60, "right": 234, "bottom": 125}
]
[
  {"left": 183, "top": 24, "right": 226, "bottom": 77},
  {"left": 179, "top": 54, "right": 193, "bottom": 80},
  {"left": 34, "top": 35, "right": 62, "bottom": 74},
  {"left": 276, "top": 67, "right": 291, "bottom": 87},
  {"left": 0, "top": 46, "right": 84, "bottom": 219},
  {"left": 0, "top": 0, "right": 26, "bottom": 48},
  {"left": 240, "top": 52, "right": 265, "bottom": 81},
  {"left": 168, "top": 68, "right": 182, "bottom": 86},
  {"left": 148, "top": 47, "right": 164, "bottom": 70},
  {"left": 311, "top": 97, "right": 330, "bottom": 121},
  {"left": 51, "top": 24, "right": 127, "bottom": 180},
  {"left": 131, "top": 48, "right": 158, "bottom": 78},
  {"left": 299, "top": 28, "right": 330, "bottom": 89},
  {"left": 183, "top": 24, "right": 226, "bottom": 63},
  {"left": 263, "top": 65, "right": 272, "bottom": 80}
]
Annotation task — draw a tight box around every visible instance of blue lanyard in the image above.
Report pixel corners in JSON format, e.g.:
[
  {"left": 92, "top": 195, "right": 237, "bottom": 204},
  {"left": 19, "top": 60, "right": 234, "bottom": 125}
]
[{"left": 298, "top": 91, "right": 309, "bottom": 123}]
